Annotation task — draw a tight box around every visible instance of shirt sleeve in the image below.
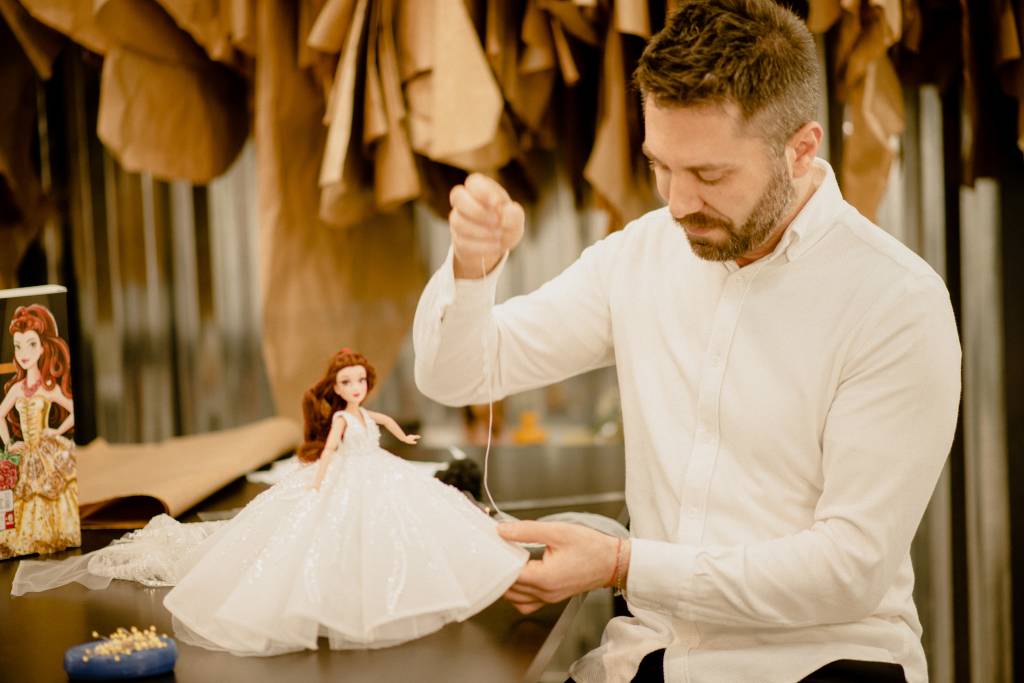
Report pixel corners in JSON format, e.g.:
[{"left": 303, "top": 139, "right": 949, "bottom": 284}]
[
  {"left": 627, "top": 274, "right": 962, "bottom": 628},
  {"left": 412, "top": 236, "right": 619, "bottom": 406}
]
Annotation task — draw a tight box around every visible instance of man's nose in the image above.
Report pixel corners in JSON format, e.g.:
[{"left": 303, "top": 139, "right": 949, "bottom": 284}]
[{"left": 668, "top": 173, "right": 703, "bottom": 217}]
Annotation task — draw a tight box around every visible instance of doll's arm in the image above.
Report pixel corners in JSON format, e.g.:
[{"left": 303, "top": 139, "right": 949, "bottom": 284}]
[
  {"left": 312, "top": 413, "right": 346, "bottom": 490},
  {"left": 0, "top": 385, "right": 21, "bottom": 449},
  {"left": 364, "top": 410, "right": 420, "bottom": 446},
  {"left": 48, "top": 387, "right": 74, "bottom": 437}
]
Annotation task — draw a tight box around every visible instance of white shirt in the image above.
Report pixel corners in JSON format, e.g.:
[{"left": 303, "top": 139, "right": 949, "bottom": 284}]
[{"left": 412, "top": 160, "right": 961, "bottom": 683}]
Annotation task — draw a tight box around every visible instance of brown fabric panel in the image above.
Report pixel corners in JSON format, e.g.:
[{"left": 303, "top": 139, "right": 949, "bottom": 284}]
[
  {"left": 0, "top": 0, "right": 63, "bottom": 78},
  {"left": 373, "top": 0, "right": 420, "bottom": 210},
  {"left": 814, "top": 0, "right": 906, "bottom": 221},
  {"left": 21, "top": 0, "right": 248, "bottom": 183},
  {"left": 307, "top": 0, "right": 357, "bottom": 54},
  {"left": 316, "top": 0, "right": 377, "bottom": 227},
  {"left": 95, "top": 44, "right": 248, "bottom": 183},
  {"left": 92, "top": 0, "right": 208, "bottom": 66},
  {"left": 153, "top": 0, "right": 246, "bottom": 66},
  {"left": 226, "top": 0, "right": 256, "bottom": 57},
  {"left": 18, "top": 0, "right": 109, "bottom": 54},
  {"left": 492, "top": 0, "right": 557, "bottom": 137},
  {"left": 404, "top": 0, "right": 510, "bottom": 171},
  {"left": 550, "top": 17, "right": 581, "bottom": 85},
  {"left": 538, "top": 0, "right": 600, "bottom": 45},
  {"left": 256, "top": 0, "right": 423, "bottom": 421},
  {"left": 807, "top": 0, "right": 841, "bottom": 32},
  {"left": 362, "top": 0, "right": 388, "bottom": 147},
  {"left": 77, "top": 417, "right": 300, "bottom": 527},
  {"left": 615, "top": 0, "right": 651, "bottom": 38},
  {"left": 995, "top": 1, "right": 1024, "bottom": 154},
  {"left": 584, "top": 5, "right": 657, "bottom": 230}
]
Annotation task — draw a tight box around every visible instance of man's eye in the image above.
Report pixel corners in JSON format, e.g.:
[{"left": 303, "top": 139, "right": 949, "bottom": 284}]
[{"left": 696, "top": 172, "right": 725, "bottom": 185}]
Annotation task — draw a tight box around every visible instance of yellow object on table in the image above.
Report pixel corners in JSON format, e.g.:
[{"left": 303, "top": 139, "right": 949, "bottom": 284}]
[{"left": 512, "top": 411, "right": 547, "bottom": 445}]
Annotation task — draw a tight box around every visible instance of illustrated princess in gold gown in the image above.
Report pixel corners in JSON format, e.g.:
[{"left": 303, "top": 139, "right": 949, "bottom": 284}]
[{"left": 0, "top": 304, "right": 79, "bottom": 557}]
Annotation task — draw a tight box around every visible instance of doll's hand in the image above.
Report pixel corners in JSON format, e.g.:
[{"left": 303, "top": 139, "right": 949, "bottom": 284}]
[
  {"left": 42, "top": 428, "right": 58, "bottom": 438},
  {"left": 400, "top": 434, "right": 421, "bottom": 445},
  {"left": 449, "top": 174, "right": 525, "bottom": 279}
]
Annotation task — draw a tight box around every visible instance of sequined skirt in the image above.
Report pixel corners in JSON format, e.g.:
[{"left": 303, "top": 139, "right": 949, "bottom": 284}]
[
  {"left": 11, "top": 435, "right": 76, "bottom": 500},
  {"left": 163, "top": 446, "right": 527, "bottom": 656}
]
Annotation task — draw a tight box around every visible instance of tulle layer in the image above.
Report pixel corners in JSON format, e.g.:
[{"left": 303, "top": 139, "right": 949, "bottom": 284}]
[{"left": 164, "top": 449, "right": 527, "bottom": 655}]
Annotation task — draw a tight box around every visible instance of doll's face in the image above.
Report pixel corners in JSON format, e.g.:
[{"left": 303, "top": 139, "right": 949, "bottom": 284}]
[
  {"left": 334, "top": 365, "right": 368, "bottom": 406},
  {"left": 13, "top": 331, "right": 43, "bottom": 371}
]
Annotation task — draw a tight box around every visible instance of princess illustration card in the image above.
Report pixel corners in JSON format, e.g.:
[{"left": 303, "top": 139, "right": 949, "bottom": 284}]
[{"left": 0, "top": 285, "right": 80, "bottom": 559}]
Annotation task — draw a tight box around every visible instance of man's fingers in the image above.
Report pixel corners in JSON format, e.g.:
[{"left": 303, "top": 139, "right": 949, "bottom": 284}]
[
  {"left": 449, "top": 211, "right": 503, "bottom": 245},
  {"left": 450, "top": 185, "right": 500, "bottom": 226},
  {"left": 504, "top": 586, "right": 546, "bottom": 615},
  {"left": 513, "top": 601, "right": 545, "bottom": 615},
  {"left": 498, "top": 200, "right": 525, "bottom": 250},
  {"left": 504, "top": 585, "right": 543, "bottom": 603},
  {"left": 449, "top": 175, "right": 521, "bottom": 278},
  {"left": 515, "top": 559, "right": 559, "bottom": 591},
  {"left": 464, "top": 173, "right": 511, "bottom": 208},
  {"left": 497, "top": 520, "right": 568, "bottom": 545}
]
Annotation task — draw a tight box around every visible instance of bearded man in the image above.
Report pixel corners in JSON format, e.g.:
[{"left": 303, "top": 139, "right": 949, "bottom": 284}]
[{"left": 412, "top": 1, "right": 961, "bottom": 681}]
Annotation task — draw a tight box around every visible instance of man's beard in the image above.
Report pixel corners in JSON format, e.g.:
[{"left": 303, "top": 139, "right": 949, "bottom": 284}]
[{"left": 676, "top": 160, "right": 796, "bottom": 262}]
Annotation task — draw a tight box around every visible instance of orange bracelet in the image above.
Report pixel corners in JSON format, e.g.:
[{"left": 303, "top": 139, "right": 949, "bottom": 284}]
[
  {"left": 608, "top": 537, "right": 623, "bottom": 588},
  {"left": 615, "top": 540, "right": 630, "bottom": 593}
]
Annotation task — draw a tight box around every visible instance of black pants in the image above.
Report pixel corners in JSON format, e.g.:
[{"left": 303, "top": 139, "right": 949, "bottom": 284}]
[{"left": 565, "top": 649, "right": 907, "bottom": 682}]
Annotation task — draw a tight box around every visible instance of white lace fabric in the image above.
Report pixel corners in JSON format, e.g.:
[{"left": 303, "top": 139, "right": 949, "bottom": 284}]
[{"left": 11, "top": 515, "right": 224, "bottom": 595}]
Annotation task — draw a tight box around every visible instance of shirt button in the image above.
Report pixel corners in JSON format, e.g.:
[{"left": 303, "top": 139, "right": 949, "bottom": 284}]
[
  {"left": 709, "top": 354, "right": 721, "bottom": 367},
  {"left": 687, "top": 505, "right": 700, "bottom": 517}
]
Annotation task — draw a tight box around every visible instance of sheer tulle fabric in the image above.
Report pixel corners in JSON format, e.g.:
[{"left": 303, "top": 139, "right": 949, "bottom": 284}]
[
  {"left": 12, "top": 515, "right": 224, "bottom": 594},
  {"left": 13, "top": 409, "right": 527, "bottom": 656}
]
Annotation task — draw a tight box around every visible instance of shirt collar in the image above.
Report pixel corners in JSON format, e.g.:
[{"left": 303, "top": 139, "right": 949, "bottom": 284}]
[{"left": 775, "top": 158, "right": 844, "bottom": 263}]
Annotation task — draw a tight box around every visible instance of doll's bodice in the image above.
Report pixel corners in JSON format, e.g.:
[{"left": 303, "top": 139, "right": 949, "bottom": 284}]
[
  {"left": 337, "top": 408, "right": 381, "bottom": 454},
  {"left": 14, "top": 395, "right": 52, "bottom": 449}
]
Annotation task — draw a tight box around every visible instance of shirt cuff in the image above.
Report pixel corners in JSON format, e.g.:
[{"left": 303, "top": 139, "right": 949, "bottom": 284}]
[
  {"left": 626, "top": 538, "right": 698, "bottom": 619},
  {"left": 451, "top": 247, "right": 509, "bottom": 310},
  {"left": 412, "top": 247, "right": 508, "bottom": 395}
]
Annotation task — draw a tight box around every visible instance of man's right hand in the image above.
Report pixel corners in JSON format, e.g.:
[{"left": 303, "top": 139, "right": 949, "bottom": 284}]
[{"left": 448, "top": 173, "right": 525, "bottom": 279}]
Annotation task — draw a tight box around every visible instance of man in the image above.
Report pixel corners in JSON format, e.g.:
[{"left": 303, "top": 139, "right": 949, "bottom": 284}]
[{"left": 411, "top": 1, "right": 961, "bottom": 681}]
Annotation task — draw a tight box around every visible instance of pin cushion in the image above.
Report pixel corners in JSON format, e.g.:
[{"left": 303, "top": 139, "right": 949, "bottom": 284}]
[{"left": 64, "top": 626, "right": 177, "bottom": 680}]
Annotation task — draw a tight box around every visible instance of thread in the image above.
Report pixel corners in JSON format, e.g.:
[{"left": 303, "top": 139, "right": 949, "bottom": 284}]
[{"left": 479, "top": 252, "right": 509, "bottom": 521}]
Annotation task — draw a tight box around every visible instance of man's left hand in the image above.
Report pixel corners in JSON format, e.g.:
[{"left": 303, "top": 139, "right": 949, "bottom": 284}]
[{"left": 497, "top": 520, "right": 622, "bottom": 615}]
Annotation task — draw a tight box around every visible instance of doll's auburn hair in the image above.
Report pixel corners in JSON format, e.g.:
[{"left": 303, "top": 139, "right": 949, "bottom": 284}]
[
  {"left": 5, "top": 305, "right": 73, "bottom": 440},
  {"left": 298, "top": 349, "right": 377, "bottom": 463}
]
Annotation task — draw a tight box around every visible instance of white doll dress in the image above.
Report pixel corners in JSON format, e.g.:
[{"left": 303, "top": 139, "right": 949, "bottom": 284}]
[{"left": 14, "top": 408, "right": 528, "bottom": 656}]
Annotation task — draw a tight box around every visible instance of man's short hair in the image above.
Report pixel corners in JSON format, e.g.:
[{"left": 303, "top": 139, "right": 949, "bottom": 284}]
[{"left": 635, "top": 0, "right": 821, "bottom": 148}]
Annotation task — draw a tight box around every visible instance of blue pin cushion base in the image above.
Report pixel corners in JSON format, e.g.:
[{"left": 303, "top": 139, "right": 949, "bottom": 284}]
[{"left": 64, "top": 635, "right": 177, "bottom": 680}]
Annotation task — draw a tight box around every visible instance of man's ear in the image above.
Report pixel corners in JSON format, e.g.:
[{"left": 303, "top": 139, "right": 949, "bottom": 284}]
[{"left": 787, "top": 121, "right": 823, "bottom": 178}]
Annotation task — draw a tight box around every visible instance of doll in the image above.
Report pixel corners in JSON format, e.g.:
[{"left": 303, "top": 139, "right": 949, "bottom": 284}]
[
  {"left": 0, "top": 304, "right": 79, "bottom": 557},
  {"left": 13, "top": 348, "right": 527, "bottom": 657}
]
